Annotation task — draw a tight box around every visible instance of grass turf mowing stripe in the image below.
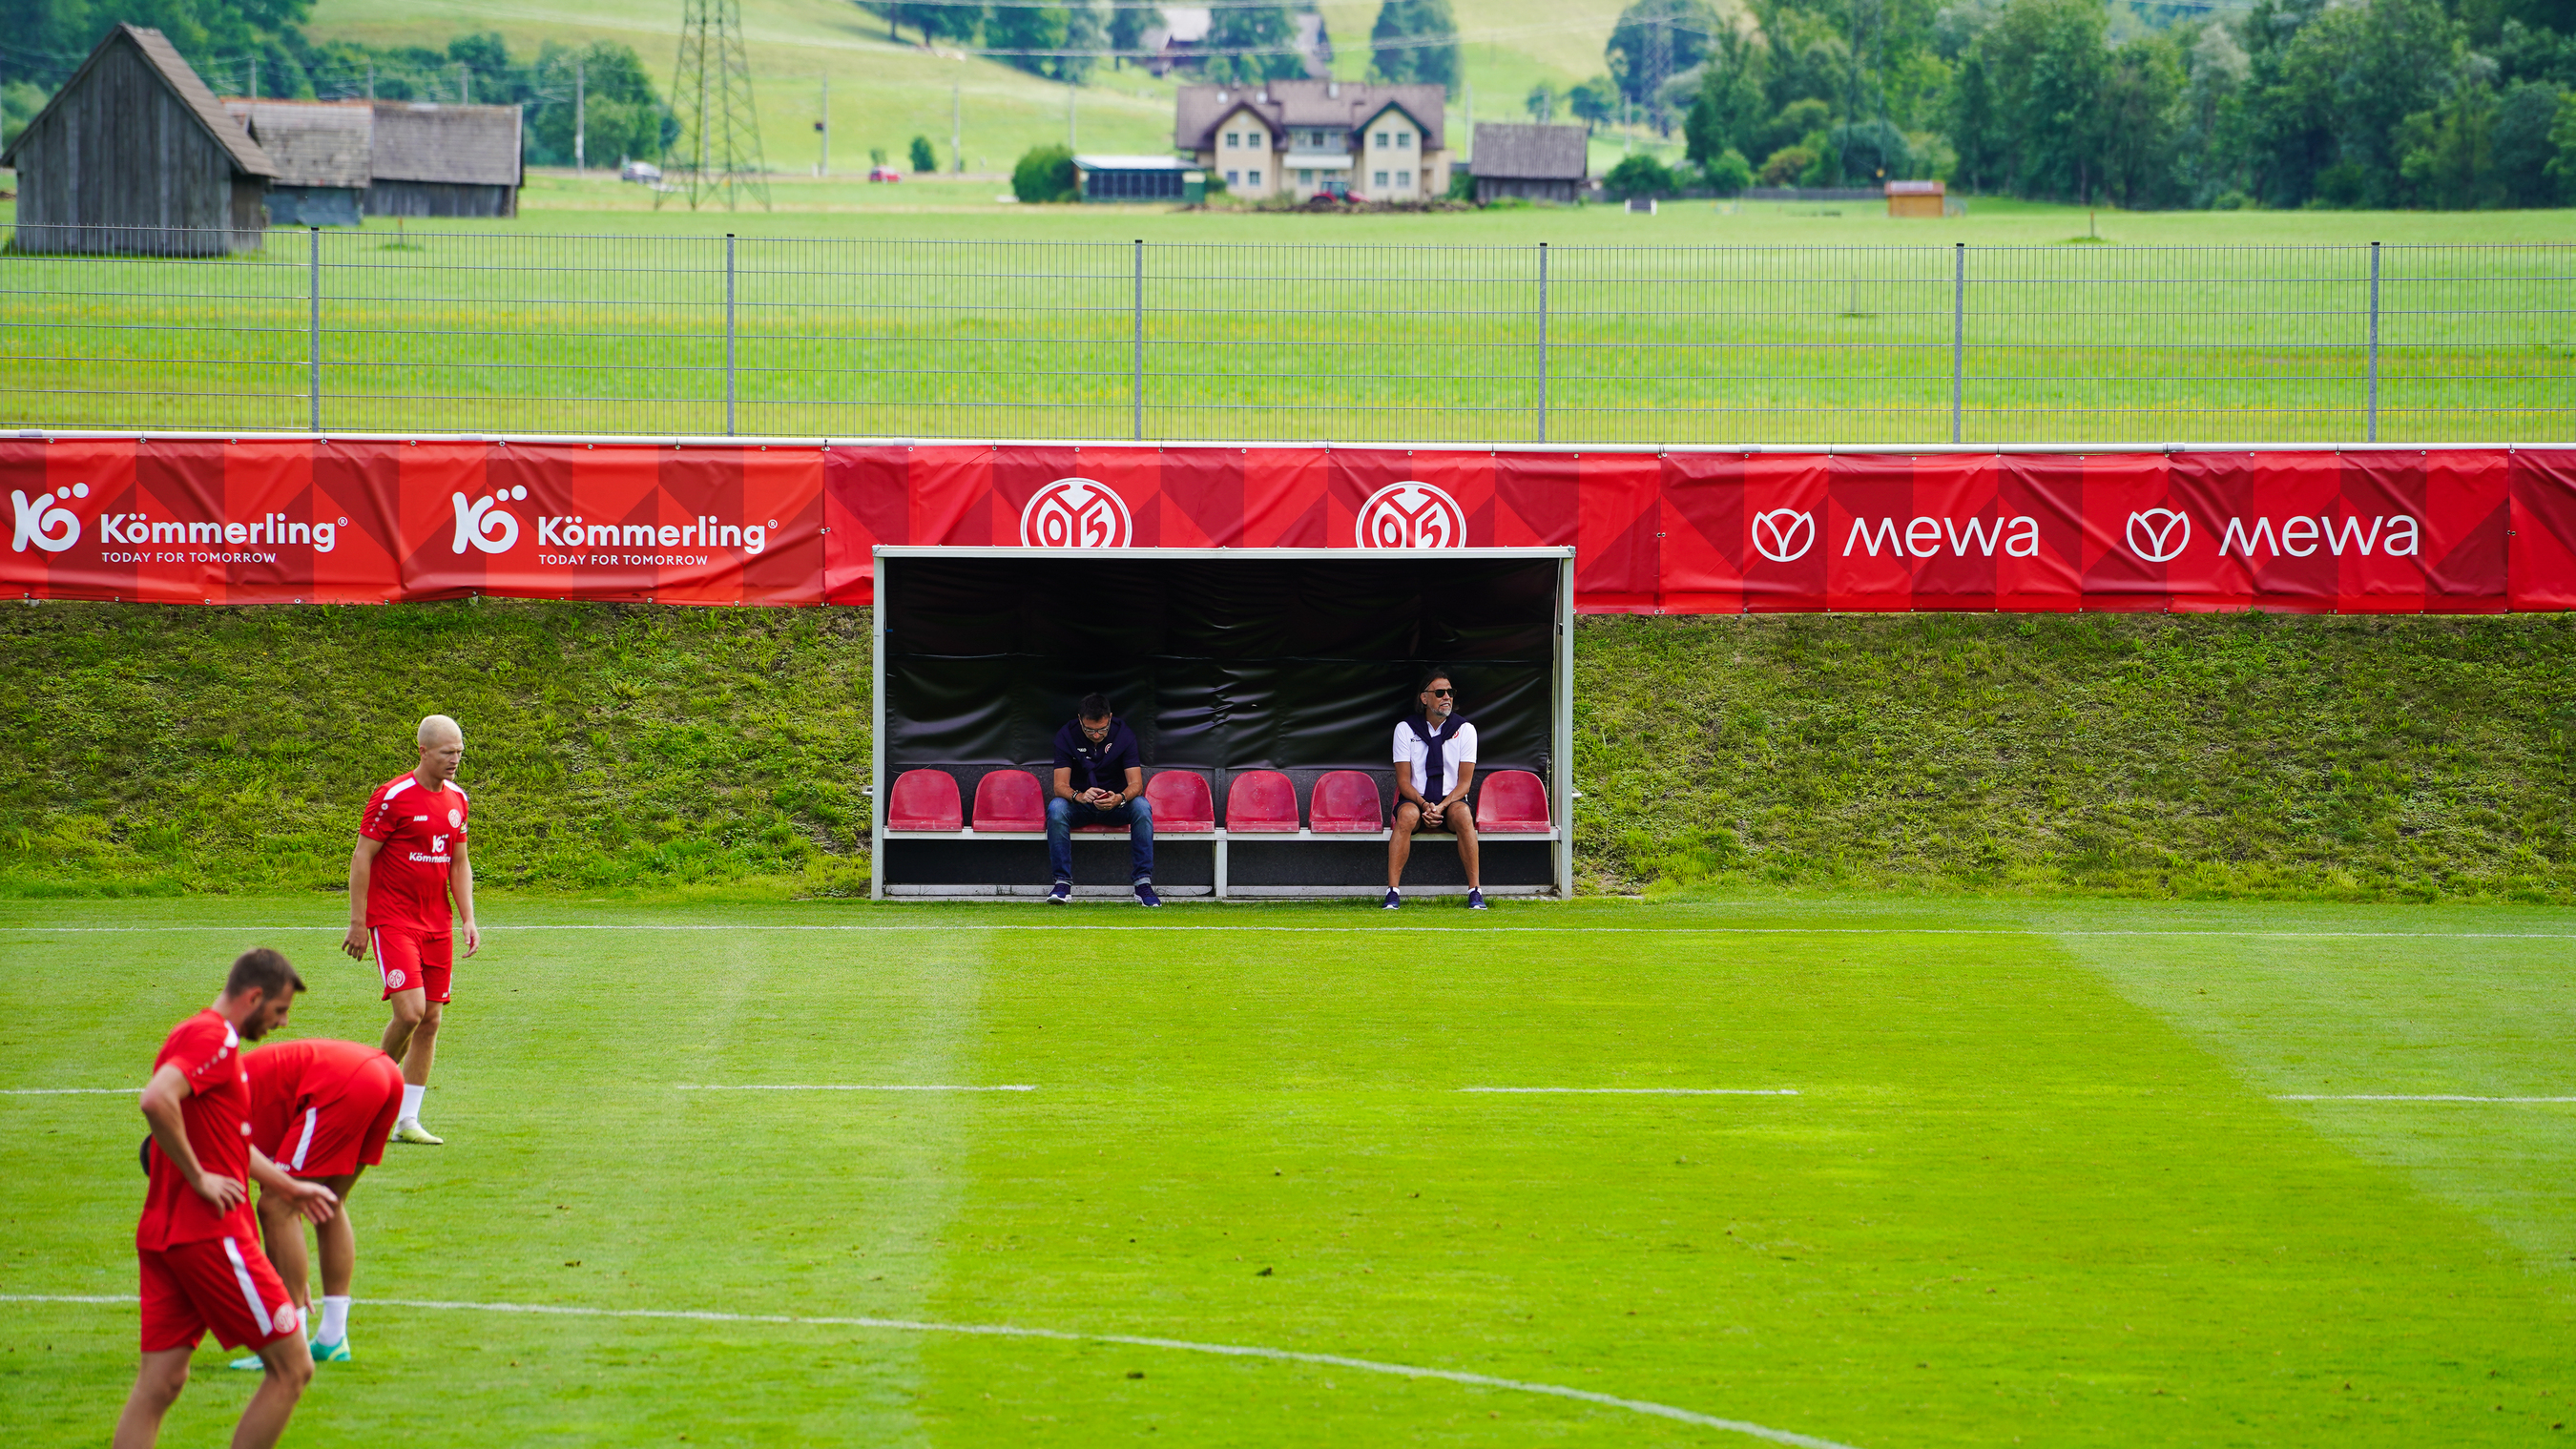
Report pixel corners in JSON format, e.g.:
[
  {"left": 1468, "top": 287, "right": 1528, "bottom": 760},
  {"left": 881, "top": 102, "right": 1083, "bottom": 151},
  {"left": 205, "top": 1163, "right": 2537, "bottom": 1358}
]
[
  {"left": 7, "top": 923, "right": 2571, "bottom": 940},
  {"left": 1460, "top": 1087, "right": 1800, "bottom": 1095},
  {"left": 0, "top": 1294, "right": 1865, "bottom": 1449},
  {"left": 0, "top": 1088, "right": 135, "bottom": 1095},
  {"left": 2275, "top": 1094, "right": 2576, "bottom": 1103},
  {"left": 677, "top": 1084, "right": 1038, "bottom": 1092}
]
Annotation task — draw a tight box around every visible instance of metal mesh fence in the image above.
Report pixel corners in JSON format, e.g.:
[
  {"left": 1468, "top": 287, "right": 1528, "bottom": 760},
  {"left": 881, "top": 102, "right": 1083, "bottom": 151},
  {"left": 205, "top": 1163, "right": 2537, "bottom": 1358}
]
[{"left": 4, "top": 227, "right": 2568, "bottom": 443}]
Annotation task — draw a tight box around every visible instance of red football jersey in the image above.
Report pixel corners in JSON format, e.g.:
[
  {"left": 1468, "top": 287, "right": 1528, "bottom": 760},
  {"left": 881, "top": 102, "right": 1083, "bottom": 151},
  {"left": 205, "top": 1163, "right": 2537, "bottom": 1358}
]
[
  {"left": 136, "top": 1009, "right": 259, "bottom": 1252},
  {"left": 359, "top": 772, "right": 470, "bottom": 931},
  {"left": 244, "top": 1039, "right": 393, "bottom": 1155}
]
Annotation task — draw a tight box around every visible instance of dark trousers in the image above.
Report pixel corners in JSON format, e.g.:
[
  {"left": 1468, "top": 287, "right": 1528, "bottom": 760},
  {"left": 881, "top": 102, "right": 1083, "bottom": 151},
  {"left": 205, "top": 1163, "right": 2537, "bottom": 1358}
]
[{"left": 1046, "top": 795, "right": 1153, "bottom": 882}]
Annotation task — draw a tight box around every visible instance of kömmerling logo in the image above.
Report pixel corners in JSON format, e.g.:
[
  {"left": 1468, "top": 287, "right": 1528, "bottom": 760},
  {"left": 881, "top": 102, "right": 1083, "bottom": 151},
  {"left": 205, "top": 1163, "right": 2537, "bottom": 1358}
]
[
  {"left": 18, "top": 482, "right": 346, "bottom": 555},
  {"left": 10, "top": 483, "right": 88, "bottom": 553},
  {"left": 456, "top": 486, "right": 778, "bottom": 556}
]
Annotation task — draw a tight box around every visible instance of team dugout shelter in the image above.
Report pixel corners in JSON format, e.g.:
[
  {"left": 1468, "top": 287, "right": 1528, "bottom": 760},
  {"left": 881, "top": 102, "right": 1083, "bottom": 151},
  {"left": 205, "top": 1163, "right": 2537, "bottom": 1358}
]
[{"left": 870, "top": 547, "right": 1575, "bottom": 900}]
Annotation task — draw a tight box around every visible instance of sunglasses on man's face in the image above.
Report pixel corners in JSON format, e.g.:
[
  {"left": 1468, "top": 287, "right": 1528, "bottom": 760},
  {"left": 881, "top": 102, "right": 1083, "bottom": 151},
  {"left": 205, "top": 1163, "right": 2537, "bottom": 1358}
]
[{"left": 1427, "top": 688, "right": 1454, "bottom": 696}]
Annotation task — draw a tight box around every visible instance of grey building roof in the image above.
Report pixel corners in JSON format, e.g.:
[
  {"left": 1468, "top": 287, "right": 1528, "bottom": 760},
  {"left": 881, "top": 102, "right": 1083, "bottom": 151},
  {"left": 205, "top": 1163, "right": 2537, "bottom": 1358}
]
[
  {"left": 1175, "top": 80, "right": 1445, "bottom": 153},
  {"left": 223, "top": 100, "right": 374, "bottom": 189},
  {"left": 368, "top": 101, "right": 523, "bottom": 187},
  {"left": 2, "top": 23, "right": 276, "bottom": 175},
  {"left": 1471, "top": 123, "right": 1588, "bottom": 180}
]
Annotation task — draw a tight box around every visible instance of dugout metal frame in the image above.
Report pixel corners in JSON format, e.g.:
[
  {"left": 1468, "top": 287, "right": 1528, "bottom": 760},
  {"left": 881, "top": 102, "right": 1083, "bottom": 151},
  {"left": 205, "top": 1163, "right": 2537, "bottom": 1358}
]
[{"left": 869, "top": 546, "right": 1577, "bottom": 901}]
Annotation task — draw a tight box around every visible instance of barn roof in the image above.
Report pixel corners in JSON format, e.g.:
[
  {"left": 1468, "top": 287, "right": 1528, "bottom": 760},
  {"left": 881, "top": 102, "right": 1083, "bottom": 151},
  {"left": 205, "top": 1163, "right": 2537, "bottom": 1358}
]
[
  {"left": 368, "top": 102, "right": 523, "bottom": 187},
  {"left": 1, "top": 23, "right": 277, "bottom": 176},
  {"left": 1175, "top": 80, "right": 1445, "bottom": 152},
  {"left": 223, "top": 100, "right": 373, "bottom": 189},
  {"left": 1470, "top": 123, "right": 1588, "bottom": 180}
]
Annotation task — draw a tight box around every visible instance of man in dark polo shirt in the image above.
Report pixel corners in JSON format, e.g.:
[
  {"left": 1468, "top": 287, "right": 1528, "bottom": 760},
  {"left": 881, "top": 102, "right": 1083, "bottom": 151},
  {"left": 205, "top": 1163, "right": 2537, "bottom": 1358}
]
[{"left": 1048, "top": 693, "right": 1158, "bottom": 906}]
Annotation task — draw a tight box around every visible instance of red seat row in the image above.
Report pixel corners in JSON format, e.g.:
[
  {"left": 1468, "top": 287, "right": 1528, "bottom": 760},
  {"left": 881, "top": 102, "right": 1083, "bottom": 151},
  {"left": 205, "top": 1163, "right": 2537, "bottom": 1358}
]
[{"left": 885, "top": 767, "right": 1551, "bottom": 834}]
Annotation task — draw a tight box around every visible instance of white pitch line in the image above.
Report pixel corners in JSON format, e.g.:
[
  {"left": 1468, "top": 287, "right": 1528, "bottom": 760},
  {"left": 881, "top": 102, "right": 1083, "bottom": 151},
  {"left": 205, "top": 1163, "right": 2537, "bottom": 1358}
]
[
  {"left": 0, "top": 1294, "right": 1861, "bottom": 1449},
  {"left": 685, "top": 1090, "right": 1046, "bottom": 1101},
  {"left": 2274, "top": 1093, "right": 2576, "bottom": 1103},
  {"left": 5, "top": 923, "right": 2569, "bottom": 941},
  {"left": 1462, "top": 1087, "right": 1799, "bottom": 1096}
]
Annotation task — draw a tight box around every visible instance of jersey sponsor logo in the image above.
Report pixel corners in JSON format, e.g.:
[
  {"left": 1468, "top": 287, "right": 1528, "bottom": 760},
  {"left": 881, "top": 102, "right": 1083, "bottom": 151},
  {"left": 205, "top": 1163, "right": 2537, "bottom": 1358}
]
[
  {"left": 1355, "top": 481, "right": 1465, "bottom": 549},
  {"left": 11, "top": 484, "right": 87, "bottom": 553},
  {"left": 1751, "top": 507, "right": 1817, "bottom": 563},
  {"left": 452, "top": 488, "right": 526, "bottom": 555},
  {"left": 2126, "top": 507, "right": 2191, "bottom": 563},
  {"left": 1020, "top": 478, "right": 1132, "bottom": 549}
]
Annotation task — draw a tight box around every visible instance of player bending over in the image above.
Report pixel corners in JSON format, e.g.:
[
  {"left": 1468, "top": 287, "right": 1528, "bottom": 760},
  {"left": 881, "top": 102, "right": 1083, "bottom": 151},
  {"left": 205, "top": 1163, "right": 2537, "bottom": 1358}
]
[
  {"left": 228, "top": 1039, "right": 405, "bottom": 1370},
  {"left": 343, "top": 713, "right": 479, "bottom": 1145},
  {"left": 118, "top": 949, "right": 339, "bottom": 1449}
]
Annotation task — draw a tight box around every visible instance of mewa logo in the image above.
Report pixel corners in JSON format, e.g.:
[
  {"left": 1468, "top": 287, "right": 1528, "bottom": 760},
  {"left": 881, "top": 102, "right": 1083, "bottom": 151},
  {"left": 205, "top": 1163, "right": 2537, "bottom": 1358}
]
[
  {"left": 1750, "top": 508, "right": 1816, "bottom": 563},
  {"left": 10, "top": 483, "right": 89, "bottom": 553}
]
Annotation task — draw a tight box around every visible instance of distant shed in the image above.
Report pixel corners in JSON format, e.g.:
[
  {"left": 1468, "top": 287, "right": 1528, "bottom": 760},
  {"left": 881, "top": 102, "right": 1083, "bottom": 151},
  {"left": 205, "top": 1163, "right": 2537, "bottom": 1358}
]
[
  {"left": 1886, "top": 178, "right": 1944, "bottom": 218},
  {"left": 366, "top": 102, "right": 523, "bottom": 217},
  {"left": 223, "top": 99, "right": 372, "bottom": 226},
  {"left": 1469, "top": 123, "right": 1587, "bottom": 204},
  {"left": 0, "top": 24, "right": 277, "bottom": 255}
]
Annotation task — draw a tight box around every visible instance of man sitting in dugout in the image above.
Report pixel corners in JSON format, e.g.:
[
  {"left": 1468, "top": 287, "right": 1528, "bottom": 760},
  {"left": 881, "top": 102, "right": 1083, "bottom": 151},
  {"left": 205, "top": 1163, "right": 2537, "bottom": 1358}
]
[
  {"left": 1385, "top": 667, "right": 1487, "bottom": 911},
  {"left": 1048, "top": 693, "right": 1160, "bottom": 907}
]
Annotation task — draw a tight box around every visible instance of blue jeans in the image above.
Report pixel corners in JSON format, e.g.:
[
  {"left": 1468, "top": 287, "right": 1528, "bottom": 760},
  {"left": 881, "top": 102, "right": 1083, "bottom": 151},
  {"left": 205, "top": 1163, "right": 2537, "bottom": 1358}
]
[{"left": 1046, "top": 794, "right": 1153, "bottom": 883}]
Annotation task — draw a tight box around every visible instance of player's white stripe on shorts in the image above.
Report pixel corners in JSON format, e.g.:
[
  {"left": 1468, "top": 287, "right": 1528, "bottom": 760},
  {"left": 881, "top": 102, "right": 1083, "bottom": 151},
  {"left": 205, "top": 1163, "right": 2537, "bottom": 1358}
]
[
  {"left": 676, "top": 1084, "right": 1037, "bottom": 1092},
  {"left": 1461, "top": 1087, "right": 1799, "bottom": 1095},
  {"left": 0, "top": 1294, "right": 1864, "bottom": 1448},
  {"left": 219, "top": 1237, "right": 274, "bottom": 1337},
  {"left": 290, "top": 1107, "right": 320, "bottom": 1170},
  {"left": 2274, "top": 1093, "right": 2576, "bottom": 1103}
]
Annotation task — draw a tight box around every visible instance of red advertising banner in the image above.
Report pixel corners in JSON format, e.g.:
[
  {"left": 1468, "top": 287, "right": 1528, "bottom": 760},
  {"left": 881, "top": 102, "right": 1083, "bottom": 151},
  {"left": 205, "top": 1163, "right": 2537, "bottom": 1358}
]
[{"left": 6, "top": 438, "right": 2568, "bottom": 613}]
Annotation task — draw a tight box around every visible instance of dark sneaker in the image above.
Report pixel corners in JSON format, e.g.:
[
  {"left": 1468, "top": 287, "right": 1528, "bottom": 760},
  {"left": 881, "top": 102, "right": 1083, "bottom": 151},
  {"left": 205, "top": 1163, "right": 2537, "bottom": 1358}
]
[
  {"left": 1134, "top": 881, "right": 1162, "bottom": 907},
  {"left": 1047, "top": 880, "right": 1071, "bottom": 904},
  {"left": 1465, "top": 889, "right": 1488, "bottom": 910},
  {"left": 1381, "top": 889, "right": 1402, "bottom": 910}
]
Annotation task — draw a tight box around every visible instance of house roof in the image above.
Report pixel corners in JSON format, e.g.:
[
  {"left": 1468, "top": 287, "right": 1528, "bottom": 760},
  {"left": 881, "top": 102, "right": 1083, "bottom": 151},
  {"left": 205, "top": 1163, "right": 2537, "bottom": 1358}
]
[
  {"left": 1073, "top": 155, "right": 1195, "bottom": 171},
  {"left": 368, "top": 101, "right": 522, "bottom": 187},
  {"left": 1175, "top": 80, "right": 1444, "bottom": 153},
  {"left": 2, "top": 23, "right": 276, "bottom": 176},
  {"left": 1469, "top": 123, "right": 1588, "bottom": 180},
  {"left": 222, "top": 99, "right": 373, "bottom": 189}
]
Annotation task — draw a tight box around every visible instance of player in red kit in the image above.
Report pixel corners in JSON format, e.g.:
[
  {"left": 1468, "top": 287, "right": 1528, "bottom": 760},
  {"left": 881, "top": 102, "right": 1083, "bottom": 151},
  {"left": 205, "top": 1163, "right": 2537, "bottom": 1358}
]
[
  {"left": 227, "top": 1039, "right": 405, "bottom": 1370},
  {"left": 343, "top": 713, "right": 479, "bottom": 1145},
  {"left": 117, "top": 949, "right": 341, "bottom": 1449}
]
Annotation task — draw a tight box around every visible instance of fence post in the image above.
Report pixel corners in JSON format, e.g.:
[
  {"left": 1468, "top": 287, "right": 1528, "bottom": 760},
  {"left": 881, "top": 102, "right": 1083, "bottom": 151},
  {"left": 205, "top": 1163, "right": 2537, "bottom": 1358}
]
[
  {"left": 724, "top": 234, "right": 737, "bottom": 437},
  {"left": 1132, "top": 238, "right": 1145, "bottom": 442},
  {"left": 1535, "top": 242, "right": 1549, "bottom": 445},
  {"left": 307, "top": 227, "right": 322, "bottom": 433},
  {"left": 2366, "top": 240, "right": 2381, "bottom": 444},
  {"left": 1951, "top": 241, "right": 1964, "bottom": 445}
]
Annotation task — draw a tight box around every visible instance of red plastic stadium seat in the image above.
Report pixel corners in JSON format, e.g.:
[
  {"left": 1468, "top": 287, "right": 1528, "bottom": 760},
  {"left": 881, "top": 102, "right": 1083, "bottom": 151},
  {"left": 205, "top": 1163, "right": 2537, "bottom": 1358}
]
[
  {"left": 970, "top": 770, "right": 1047, "bottom": 832},
  {"left": 1475, "top": 770, "right": 1551, "bottom": 832},
  {"left": 1308, "top": 771, "right": 1384, "bottom": 833},
  {"left": 887, "top": 769, "right": 962, "bottom": 832},
  {"left": 1145, "top": 770, "right": 1215, "bottom": 832},
  {"left": 1223, "top": 771, "right": 1300, "bottom": 833}
]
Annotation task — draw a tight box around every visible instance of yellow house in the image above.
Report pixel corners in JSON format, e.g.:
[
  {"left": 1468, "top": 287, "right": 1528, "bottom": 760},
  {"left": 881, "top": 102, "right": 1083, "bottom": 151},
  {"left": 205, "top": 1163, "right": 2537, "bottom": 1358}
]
[{"left": 1174, "top": 79, "right": 1448, "bottom": 202}]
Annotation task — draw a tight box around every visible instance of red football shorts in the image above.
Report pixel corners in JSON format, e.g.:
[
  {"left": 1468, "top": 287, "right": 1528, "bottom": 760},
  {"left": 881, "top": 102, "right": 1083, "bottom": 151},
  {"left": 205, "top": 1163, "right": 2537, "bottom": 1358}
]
[
  {"left": 138, "top": 1234, "right": 302, "bottom": 1353},
  {"left": 373, "top": 926, "right": 453, "bottom": 1004},
  {"left": 277, "top": 1054, "right": 405, "bottom": 1177}
]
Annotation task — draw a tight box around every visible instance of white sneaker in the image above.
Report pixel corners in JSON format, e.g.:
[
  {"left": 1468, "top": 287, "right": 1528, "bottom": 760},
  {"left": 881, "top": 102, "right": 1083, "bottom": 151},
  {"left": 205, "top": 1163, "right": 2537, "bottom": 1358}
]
[{"left": 392, "top": 1119, "right": 444, "bottom": 1145}]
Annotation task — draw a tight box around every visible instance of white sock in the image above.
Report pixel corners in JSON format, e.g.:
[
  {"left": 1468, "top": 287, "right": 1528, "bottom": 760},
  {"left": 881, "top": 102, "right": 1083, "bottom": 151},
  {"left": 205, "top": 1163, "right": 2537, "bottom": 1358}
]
[
  {"left": 319, "top": 1295, "right": 350, "bottom": 1344},
  {"left": 401, "top": 1084, "right": 426, "bottom": 1122}
]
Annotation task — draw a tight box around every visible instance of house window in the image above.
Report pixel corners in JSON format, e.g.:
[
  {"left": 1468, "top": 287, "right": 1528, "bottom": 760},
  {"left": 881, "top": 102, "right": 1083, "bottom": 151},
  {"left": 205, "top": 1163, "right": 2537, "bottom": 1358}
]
[
  {"left": 1226, "top": 169, "right": 1239, "bottom": 185},
  {"left": 1249, "top": 170, "right": 1262, "bottom": 186},
  {"left": 1298, "top": 169, "right": 1314, "bottom": 185},
  {"left": 1398, "top": 170, "right": 1412, "bottom": 188},
  {"left": 1375, "top": 170, "right": 1389, "bottom": 187},
  {"left": 1375, "top": 131, "right": 1389, "bottom": 148},
  {"left": 1398, "top": 132, "right": 1412, "bottom": 149},
  {"left": 1226, "top": 132, "right": 1239, "bottom": 148}
]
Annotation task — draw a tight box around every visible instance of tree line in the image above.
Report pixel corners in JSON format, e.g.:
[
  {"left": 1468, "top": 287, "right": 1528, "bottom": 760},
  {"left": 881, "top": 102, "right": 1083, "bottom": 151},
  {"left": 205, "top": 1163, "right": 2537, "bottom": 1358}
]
[
  {"left": 1567, "top": 0, "right": 2576, "bottom": 206},
  {"left": 1, "top": 0, "right": 670, "bottom": 168}
]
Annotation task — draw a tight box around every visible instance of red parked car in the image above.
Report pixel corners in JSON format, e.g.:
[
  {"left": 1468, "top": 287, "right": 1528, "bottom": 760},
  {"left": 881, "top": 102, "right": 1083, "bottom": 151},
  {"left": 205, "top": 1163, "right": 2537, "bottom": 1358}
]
[{"left": 867, "top": 166, "right": 903, "bottom": 183}]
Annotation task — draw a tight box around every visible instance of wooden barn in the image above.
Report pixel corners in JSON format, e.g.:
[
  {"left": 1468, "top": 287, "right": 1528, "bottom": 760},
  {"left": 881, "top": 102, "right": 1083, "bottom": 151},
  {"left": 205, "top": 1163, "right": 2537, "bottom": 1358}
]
[
  {"left": 366, "top": 102, "right": 524, "bottom": 217},
  {"left": 223, "top": 99, "right": 373, "bottom": 226},
  {"left": 0, "top": 24, "right": 277, "bottom": 255},
  {"left": 1468, "top": 123, "right": 1588, "bottom": 205}
]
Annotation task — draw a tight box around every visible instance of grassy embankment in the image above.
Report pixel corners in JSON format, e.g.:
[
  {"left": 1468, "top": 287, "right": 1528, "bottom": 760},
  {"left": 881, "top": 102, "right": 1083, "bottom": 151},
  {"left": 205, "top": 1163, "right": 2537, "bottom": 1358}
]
[{"left": 3, "top": 601, "right": 2567, "bottom": 901}]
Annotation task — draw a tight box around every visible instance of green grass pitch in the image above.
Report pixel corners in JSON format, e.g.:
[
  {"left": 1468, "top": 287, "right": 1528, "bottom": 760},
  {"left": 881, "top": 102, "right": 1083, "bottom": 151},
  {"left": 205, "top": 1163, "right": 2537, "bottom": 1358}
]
[{"left": 4, "top": 895, "right": 2571, "bottom": 1446}]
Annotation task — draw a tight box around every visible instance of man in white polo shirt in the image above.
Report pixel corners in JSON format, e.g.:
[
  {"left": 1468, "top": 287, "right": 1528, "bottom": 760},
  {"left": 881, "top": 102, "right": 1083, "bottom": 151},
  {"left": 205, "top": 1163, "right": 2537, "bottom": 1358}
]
[{"left": 1385, "top": 668, "right": 1485, "bottom": 911}]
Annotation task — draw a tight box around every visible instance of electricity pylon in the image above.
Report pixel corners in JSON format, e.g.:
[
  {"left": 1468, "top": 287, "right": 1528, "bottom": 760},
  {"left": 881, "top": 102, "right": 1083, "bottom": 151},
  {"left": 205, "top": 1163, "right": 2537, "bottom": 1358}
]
[{"left": 666, "top": 0, "right": 770, "bottom": 211}]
